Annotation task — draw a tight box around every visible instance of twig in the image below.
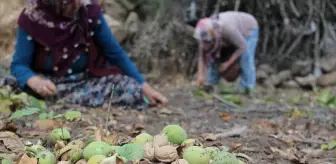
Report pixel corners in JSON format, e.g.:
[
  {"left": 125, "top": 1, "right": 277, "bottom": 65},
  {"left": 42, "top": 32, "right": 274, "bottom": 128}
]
[
  {"left": 236, "top": 153, "right": 253, "bottom": 162},
  {"left": 213, "top": 0, "right": 223, "bottom": 15},
  {"left": 313, "top": 18, "right": 321, "bottom": 78},
  {"left": 289, "top": 0, "right": 301, "bottom": 17},
  {"left": 234, "top": 0, "right": 241, "bottom": 11},
  {"left": 105, "top": 84, "right": 115, "bottom": 132},
  {"left": 283, "top": 33, "right": 304, "bottom": 57},
  {"left": 212, "top": 93, "right": 242, "bottom": 109},
  {"left": 215, "top": 125, "right": 247, "bottom": 138}
]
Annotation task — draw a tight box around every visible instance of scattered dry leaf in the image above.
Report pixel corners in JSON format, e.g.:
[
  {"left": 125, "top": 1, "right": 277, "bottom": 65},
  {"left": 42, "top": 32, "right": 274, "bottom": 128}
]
[
  {"left": 229, "top": 143, "right": 243, "bottom": 152},
  {"left": 19, "top": 129, "right": 49, "bottom": 138},
  {"left": 270, "top": 147, "right": 300, "bottom": 162},
  {"left": 18, "top": 154, "right": 37, "bottom": 164},
  {"left": 94, "top": 127, "right": 102, "bottom": 141},
  {"left": 0, "top": 131, "right": 24, "bottom": 153},
  {"left": 102, "top": 134, "right": 119, "bottom": 146},
  {"left": 159, "top": 108, "right": 173, "bottom": 115},
  {"left": 301, "top": 148, "right": 323, "bottom": 158},
  {"left": 34, "top": 119, "right": 63, "bottom": 131},
  {"left": 134, "top": 123, "right": 145, "bottom": 130},
  {"left": 117, "top": 135, "right": 133, "bottom": 145},
  {"left": 256, "top": 120, "right": 278, "bottom": 130},
  {"left": 219, "top": 113, "right": 232, "bottom": 121},
  {"left": 201, "top": 133, "right": 217, "bottom": 141}
]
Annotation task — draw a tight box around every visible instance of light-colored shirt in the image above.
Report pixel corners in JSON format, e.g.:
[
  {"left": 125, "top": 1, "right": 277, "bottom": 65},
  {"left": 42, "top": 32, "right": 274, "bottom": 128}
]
[{"left": 215, "top": 11, "right": 258, "bottom": 56}]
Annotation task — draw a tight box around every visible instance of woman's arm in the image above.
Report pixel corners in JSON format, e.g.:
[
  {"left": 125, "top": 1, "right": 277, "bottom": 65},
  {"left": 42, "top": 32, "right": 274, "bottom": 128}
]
[
  {"left": 221, "top": 26, "right": 246, "bottom": 67},
  {"left": 10, "top": 27, "right": 36, "bottom": 88},
  {"left": 93, "top": 13, "right": 145, "bottom": 84},
  {"left": 197, "top": 43, "right": 206, "bottom": 77}
]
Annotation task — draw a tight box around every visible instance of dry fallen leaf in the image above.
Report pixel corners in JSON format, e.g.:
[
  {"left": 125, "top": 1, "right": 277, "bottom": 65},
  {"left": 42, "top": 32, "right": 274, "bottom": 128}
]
[
  {"left": 34, "top": 119, "right": 64, "bottom": 131},
  {"left": 134, "top": 123, "right": 145, "bottom": 130},
  {"left": 19, "top": 129, "right": 49, "bottom": 138},
  {"left": 18, "top": 154, "right": 38, "bottom": 164},
  {"left": 229, "top": 143, "right": 243, "bottom": 152},
  {"left": 102, "top": 134, "right": 119, "bottom": 146},
  {"left": 201, "top": 133, "right": 217, "bottom": 141},
  {"left": 256, "top": 120, "right": 278, "bottom": 130},
  {"left": 219, "top": 113, "right": 232, "bottom": 121},
  {"left": 0, "top": 131, "right": 24, "bottom": 153},
  {"left": 270, "top": 147, "right": 300, "bottom": 162},
  {"left": 159, "top": 108, "right": 173, "bottom": 115},
  {"left": 94, "top": 127, "right": 102, "bottom": 141}
]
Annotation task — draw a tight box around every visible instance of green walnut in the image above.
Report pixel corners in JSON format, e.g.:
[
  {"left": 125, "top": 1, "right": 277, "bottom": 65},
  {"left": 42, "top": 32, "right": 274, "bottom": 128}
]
[
  {"left": 49, "top": 128, "right": 71, "bottom": 145},
  {"left": 68, "top": 147, "right": 83, "bottom": 163},
  {"left": 212, "top": 151, "right": 241, "bottom": 164},
  {"left": 162, "top": 125, "right": 187, "bottom": 145},
  {"left": 132, "top": 133, "right": 153, "bottom": 144},
  {"left": 205, "top": 147, "right": 219, "bottom": 159},
  {"left": 25, "top": 145, "right": 47, "bottom": 155},
  {"left": 87, "top": 155, "right": 106, "bottom": 164},
  {"left": 183, "top": 146, "right": 210, "bottom": 164},
  {"left": 83, "top": 141, "right": 112, "bottom": 160},
  {"left": 36, "top": 151, "right": 57, "bottom": 164}
]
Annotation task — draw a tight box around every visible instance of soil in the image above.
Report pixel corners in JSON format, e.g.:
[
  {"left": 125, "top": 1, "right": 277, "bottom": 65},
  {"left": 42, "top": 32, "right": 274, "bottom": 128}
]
[{"left": 2, "top": 82, "right": 336, "bottom": 164}]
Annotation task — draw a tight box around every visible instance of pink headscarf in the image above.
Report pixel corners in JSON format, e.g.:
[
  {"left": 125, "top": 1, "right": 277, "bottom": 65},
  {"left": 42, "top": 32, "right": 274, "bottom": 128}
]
[
  {"left": 194, "top": 18, "right": 221, "bottom": 63},
  {"left": 194, "top": 18, "right": 220, "bottom": 41}
]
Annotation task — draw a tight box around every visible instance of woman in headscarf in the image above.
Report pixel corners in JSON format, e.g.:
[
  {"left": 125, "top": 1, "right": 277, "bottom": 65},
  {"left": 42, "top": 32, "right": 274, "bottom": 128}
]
[
  {"left": 194, "top": 11, "right": 259, "bottom": 94},
  {"left": 9, "top": 0, "right": 168, "bottom": 110}
]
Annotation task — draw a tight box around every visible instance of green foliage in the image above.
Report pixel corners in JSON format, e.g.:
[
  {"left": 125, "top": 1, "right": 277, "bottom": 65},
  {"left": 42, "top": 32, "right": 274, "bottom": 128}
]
[
  {"left": 192, "top": 89, "right": 213, "bottom": 100},
  {"left": 64, "top": 111, "right": 82, "bottom": 121},
  {"left": 115, "top": 144, "right": 144, "bottom": 162},
  {"left": 222, "top": 95, "right": 242, "bottom": 105},
  {"left": 316, "top": 89, "right": 336, "bottom": 109},
  {"left": 0, "top": 87, "right": 49, "bottom": 120},
  {"left": 38, "top": 113, "right": 48, "bottom": 120},
  {"left": 322, "top": 140, "right": 336, "bottom": 151},
  {"left": 9, "top": 107, "right": 40, "bottom": 120}
]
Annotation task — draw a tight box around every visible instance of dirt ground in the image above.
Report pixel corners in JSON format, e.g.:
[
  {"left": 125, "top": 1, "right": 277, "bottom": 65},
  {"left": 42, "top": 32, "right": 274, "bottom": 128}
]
[{"left": 2, "top": 81, "right": 336, "bottom": 164}]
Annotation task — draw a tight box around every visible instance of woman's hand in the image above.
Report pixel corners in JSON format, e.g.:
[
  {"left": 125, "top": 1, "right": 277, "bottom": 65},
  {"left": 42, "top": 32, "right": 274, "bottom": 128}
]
[
  {"left": 196, "top": 74, "right": 205, "bottom": 88},
  {"left": 27, "top": 76, "right": 57, "bottom": 97},
  {"left": 219, "top": 62, "right": 230, "bottom": 73},
  {"left": 142, "top": 83, "right": 168, "bottom": 106}
]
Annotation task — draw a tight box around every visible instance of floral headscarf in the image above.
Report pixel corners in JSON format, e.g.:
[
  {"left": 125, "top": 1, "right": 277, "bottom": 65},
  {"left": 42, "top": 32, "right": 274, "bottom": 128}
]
[
  {"left": 193, "top": 18, "right": 220, "bottom": 42},
  {"left": 194, "top": 18, "right": 222, "bottom": 64},
  {"left": 17, "top": 0, "right": 109, "bottom": 77}
]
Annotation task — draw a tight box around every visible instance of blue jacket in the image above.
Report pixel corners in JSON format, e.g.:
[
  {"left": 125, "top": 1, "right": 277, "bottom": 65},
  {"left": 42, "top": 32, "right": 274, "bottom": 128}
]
[{"left": 10, "top": 13, "right": 145, "bottom": 88}]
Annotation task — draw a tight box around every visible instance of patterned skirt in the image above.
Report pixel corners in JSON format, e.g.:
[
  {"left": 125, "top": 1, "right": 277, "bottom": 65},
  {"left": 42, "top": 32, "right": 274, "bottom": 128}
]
[{"left": 1, "top": 73, "right": 148, "bottom": 111}]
